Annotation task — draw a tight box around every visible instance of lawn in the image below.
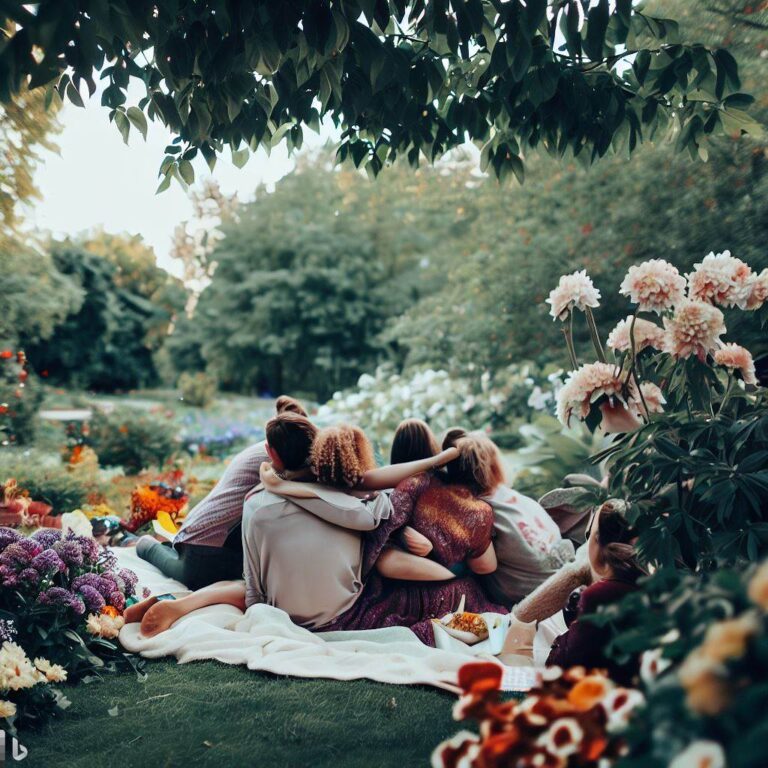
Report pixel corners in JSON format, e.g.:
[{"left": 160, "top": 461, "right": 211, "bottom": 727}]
[{"left": 24, "top": 660, "right": 455, "bottom": 768}]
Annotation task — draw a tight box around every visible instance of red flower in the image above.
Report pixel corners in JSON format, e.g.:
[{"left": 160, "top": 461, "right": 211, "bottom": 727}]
[
  {"left": 458, "top": 662, "right": 503, "bottom": 695},
  {"left": 0, "top": 350, "right": 13, "bottom": 359}
]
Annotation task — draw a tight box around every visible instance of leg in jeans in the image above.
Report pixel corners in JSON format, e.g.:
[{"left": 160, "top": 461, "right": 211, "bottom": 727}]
[{"left": 135, "top": 537, "right": 186, "bottom": 582}]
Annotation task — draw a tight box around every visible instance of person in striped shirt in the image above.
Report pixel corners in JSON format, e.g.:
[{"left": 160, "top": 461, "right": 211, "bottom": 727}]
[{"left": 134, "top": 395, "right": 307, "bottom": 589}]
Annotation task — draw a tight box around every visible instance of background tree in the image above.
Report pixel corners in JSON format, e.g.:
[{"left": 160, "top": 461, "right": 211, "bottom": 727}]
[
  {"left": 0, "top": 1, "right": 758, "bottom": 188},
  {"left": 26, "top": 235, "right": 188, "bottom": 391},
  {"left": 0, "top": 84, "right": 60, "bottom": 249}
]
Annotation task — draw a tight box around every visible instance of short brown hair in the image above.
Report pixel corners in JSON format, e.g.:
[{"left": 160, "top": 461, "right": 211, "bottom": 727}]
[
  {"left": 265, "top": 412, "right": 318, "bottom": 471},
  {"left": 311, "top": 425, "right": 376, "bottom": 488},
  {"left": 275, "top": 395, "right": 307, "bottom": 417},
  {"left": 442, "top": 427, "right": 468, "bottom": 451},
  {"left": 390, "top": 419, "right": 439, "bottom": 465},
  {"left": 445, "top": 433, "right": 505, "bottom": 496}
]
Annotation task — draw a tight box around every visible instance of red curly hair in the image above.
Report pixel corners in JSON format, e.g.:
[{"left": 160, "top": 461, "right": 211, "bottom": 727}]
[{"left": 311, "top": 425, "right": 377, "bottom": 488}]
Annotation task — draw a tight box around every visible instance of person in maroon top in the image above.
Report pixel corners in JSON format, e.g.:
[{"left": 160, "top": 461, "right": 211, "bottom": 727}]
[{"left": 546, "top": 500, "right": 645, "bottom": 683}]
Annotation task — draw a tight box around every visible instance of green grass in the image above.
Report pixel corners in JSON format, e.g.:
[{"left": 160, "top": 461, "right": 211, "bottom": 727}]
[{"left": 24, "top": 660, "right": 455, "bottom": 768}]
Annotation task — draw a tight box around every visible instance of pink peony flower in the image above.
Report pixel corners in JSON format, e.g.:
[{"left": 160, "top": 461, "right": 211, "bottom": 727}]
[
  {"left": 556, "top": 362, "right": 633, "bottom": 426},
  {"left": 713, "top": 343, "right": 757, "bottom": 385},
  {"left": 687, "top": 250, "right": 754, "bottom": 309},
  {"left": 620, "top": 260, "right": 687, "bottom": 314},
  {"left": 546, "top": 270, "right": 601, "bottom": 320},
  {"left": 746, "top": 268, "right": 768, "bottom": 310},
  {"left": 636, "top": 382, "right": 666, "bottom": 415},
  {"left": 663, "top": 300, "right": 726, "bottom": 361},
  {"left": 606, "top": 316, "right": 666, "bottom": 354}
]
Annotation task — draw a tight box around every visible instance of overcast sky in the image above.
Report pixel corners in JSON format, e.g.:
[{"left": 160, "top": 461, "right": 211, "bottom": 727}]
[{"left": 30, "top": 97, "right": 330, "bottom": 276}]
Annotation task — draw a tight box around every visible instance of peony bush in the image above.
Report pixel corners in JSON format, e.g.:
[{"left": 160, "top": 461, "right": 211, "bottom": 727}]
[{"left": 546, "top": 251, "right": 767, "bottom": 568}]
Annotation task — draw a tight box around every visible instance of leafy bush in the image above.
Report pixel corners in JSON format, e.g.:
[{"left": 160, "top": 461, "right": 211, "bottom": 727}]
[
  {"left": 0, "top": 350, "right": 43, "bottom": 446},
  {"left": 590, "top": 562, "right": 768, "bottom": 768},
  {"left": 0, "top": 452, "right": 91, "bottom": 513},
  {"left": 89, "top": 409, "right": 177, "bottom": 474},
  {"left": 178, "top": 371, "right": 217, "bottom": 408}
]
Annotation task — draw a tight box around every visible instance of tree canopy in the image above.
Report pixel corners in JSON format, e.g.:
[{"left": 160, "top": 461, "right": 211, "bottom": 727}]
[{"left": 0, "top": 1, "right": 760, "bottom": 187}]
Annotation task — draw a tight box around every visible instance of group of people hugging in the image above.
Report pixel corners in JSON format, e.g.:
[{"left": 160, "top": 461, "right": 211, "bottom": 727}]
[{"left": 125, "top": 396, "right": 645, "bottom": 680}]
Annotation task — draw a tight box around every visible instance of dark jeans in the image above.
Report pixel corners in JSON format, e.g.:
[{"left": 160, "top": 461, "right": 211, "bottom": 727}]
[{"left": 137, "top": 525, "right": 243, "bottom": 591}]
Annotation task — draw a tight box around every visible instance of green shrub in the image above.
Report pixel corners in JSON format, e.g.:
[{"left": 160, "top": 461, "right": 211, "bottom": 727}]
[
  {"left": 178, "top": 371, "right": 217, "bottom": 408},
  {"left": 0, "top": 451, "right": 91, "bottom": 513},
  {"left": 89, "top": 409, "right": 177, "bottom": 474},
  {"left": 0, "top": 352, "right": 43, "bottom": 446}
]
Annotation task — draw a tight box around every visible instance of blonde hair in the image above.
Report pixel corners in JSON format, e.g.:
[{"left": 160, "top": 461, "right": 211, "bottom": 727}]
[
  {"left": 311, "top": 425, "right": 377, "bottom": 488},
  {"left": 445, "top": 432, "right": 505, "bottom": 496}
]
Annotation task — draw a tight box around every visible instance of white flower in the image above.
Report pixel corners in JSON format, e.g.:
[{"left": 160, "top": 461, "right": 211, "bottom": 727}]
[
  {"left": 536, "top": 717, "right": 584, "bottom": 758},
  {"left": 620, "top": 259, "right": 687, "bottom": 313},
  {"left": 546, "top": 270, "right": 601, "bottom": 320},
  {"left": 640, "top": 647, "right": 673, "bottom": 686},
  {"left": 663, "top": 300, "right": 726, "bottom": 361},
  {"left": 0, "top": 642, "right": 44, "bottom": 691},
  {"left": 86, "top": 613, "right": 125, "bottom": 639},
  {"left": 555, "top": 362, "right": 632, "bottom": 426},
  {"left": 687, "top": 250, "right": 754, "bottom": 309},
  {"left": 601, "top": 687, "right": 645, "bottom": 732},
  {"left": 61, "top": 509, "right": 95, "bottom": 539},
  {"left": 746, "top": 268, "right": 768, "bottom": 310},
  {"left": 669, "top": 740, "right": 726, "bottom": 768},
  {"left": 34, "top": 657, "right": 68, "bottom": 683},
  {"left": 636, "top": 382, "right": 666, "bottom": 416},
  {"left": 0, "top": 699, "right": 16, "bottom": 718},
  {"left": 606, "top": 316, "right": 666, "bottom": 354}
]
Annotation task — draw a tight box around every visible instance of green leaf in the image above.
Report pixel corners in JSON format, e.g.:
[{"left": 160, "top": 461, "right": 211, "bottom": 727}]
[
  {"left": 114, "top": 110, "right": 130, "bottom": 144},
  {"left": 178, "top": 159, "right": 195, "bottom": 185},
  {"left": 66, "top": 81, "right": 85, "bottom": 108},
  {"left": 126, "top": 106, "right": 148, "bottom": 140},
  {"left": 231, "top": 147, "right": 249, "bottom": 168}
]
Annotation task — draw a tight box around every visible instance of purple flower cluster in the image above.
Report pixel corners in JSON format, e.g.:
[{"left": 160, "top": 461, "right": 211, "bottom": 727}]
[
  {"left": 31, "top": 528, "right": 62, "bottom": 549},
  {"left": 30, "top": 549, "right": 66, "bottom": 575},
  {"left": 0, "top": 527, "right": 139, "bottom": 621},
  {"left": 0, "top": 527, "right": 22, "bottom": 552},
  {"left": 37, "top": 586, "right": 85, "bottom": 615}
]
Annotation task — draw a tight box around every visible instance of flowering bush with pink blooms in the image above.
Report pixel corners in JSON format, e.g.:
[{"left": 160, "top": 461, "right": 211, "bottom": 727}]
[
  {"left": 545, "top": 251, "right": 767, "bottom": 567},
  {"left": 0, "top": 526, "right": 139, "bottom": 683}
]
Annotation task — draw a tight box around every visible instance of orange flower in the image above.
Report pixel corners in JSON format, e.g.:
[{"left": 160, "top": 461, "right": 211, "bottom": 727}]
[
  {"left": 457, "top": 662, "right": 503, "bottom": 695},
  {"left": 567, "top": 675, "right": 614, "bottom": 711},
  {"left": 0, "top": 350, "right": 13, "bottom": 359},
  {"left": 101, "top": 605, "right": 120, "bottom": 618}
]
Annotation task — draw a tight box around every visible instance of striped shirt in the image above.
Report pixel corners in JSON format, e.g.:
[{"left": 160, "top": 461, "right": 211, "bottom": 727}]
[{"left": 174, "top": 441, "right": 269, "bottom": 548}]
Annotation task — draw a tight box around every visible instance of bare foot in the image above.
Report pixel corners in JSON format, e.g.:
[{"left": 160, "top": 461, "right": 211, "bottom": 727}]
[
  {"left": 123, "top": 595, "right": 159, "bottom": 624},
  {"left": 140, "top": 600, "right": 185, "bottom": 637}
]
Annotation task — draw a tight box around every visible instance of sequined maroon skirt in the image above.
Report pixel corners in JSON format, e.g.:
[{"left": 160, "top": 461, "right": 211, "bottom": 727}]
[{"left": 317, "top": 574, "right": 508, "bottom": 646}]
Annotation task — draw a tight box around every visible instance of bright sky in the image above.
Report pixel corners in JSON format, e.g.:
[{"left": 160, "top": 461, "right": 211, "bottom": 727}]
[{"left": 30, "top": 96, "right": 331, "bottom": 277}]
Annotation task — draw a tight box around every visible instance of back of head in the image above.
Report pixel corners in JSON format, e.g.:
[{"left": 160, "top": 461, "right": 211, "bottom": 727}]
[
  {"left": 595, "top": 499, "right": 645, "bottom": 582},
  {"left": 312, "top": 425, "right": 376, "bottom": 488},
  {"left": 265, "top": 412, "right": 317, "bottom": 471},
  {"left": 275, "top": 395, "right": 308, "bottom": 417},
  {"left": 390, "top": 418, "right": 440, "bottom": 465},
  {"left": 445, "top": 432, "right": 505, "bottom": 496},
  {"left": 442, "top": 427, "right": 468, "bottom": 451}
]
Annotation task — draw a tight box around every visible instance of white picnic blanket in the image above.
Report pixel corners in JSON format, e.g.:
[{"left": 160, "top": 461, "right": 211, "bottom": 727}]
[{"left": 115, "top": 548, "right": 520, "bottom": 692}]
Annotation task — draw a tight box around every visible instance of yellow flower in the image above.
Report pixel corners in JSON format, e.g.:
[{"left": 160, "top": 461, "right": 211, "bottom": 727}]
[
  {"left": 0, "top": 699, "right": 16, "bottom": 719},
  {"left": 34, "top": 657, "right": 68, "bottom": 683},
  {"left": 699, "top": 613, "right": 759, "bottom": 663},
  {"left": 748, "top": 561, "right": 768, "bottom": 611},
  {"left": 678, "top": 652, "right": 730, "bottom": 716}
]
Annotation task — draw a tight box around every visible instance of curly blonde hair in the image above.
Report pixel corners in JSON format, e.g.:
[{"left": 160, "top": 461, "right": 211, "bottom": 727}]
[
  {"left": 311, "top": 425, "right": 377, "bottom": 488},
  {"left": 445, "top": 432, "right": 506, "bottom": 496}
]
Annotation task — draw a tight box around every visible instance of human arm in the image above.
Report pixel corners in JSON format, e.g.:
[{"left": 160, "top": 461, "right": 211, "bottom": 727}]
[
  {"left": 357, "top": 447, "right": 459, "bottom": 490},
  {"left": 402, "top": 526, "right": 433, "bottom": 557},
  {"left": 375, "top": 549, "right": 455, "bottom": 581},
  {"left": 513, "top": 546, "right": 593, "bottom": 623},
  {"left": 467, "top": 542, "right": 498, "bottom": 575}
]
